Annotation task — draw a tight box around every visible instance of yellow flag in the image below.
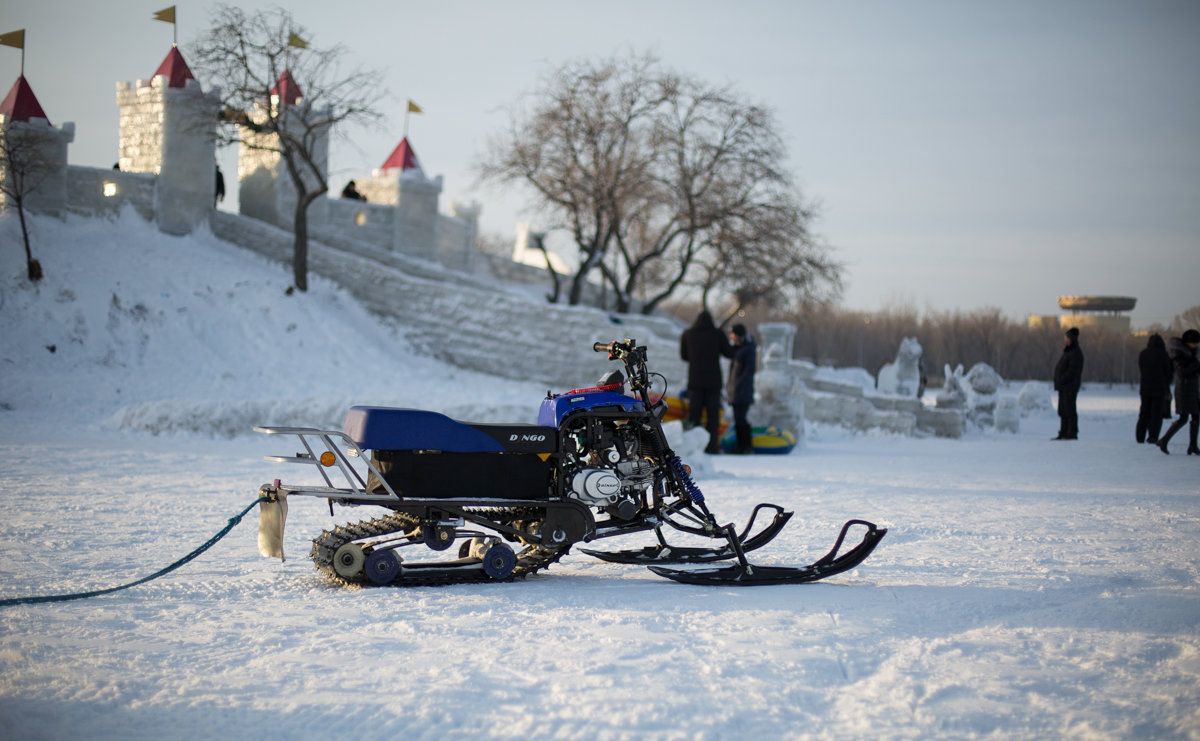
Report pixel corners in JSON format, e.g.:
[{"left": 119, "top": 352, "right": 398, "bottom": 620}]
[
  {"left": 0, "top": 29, "right": 25, "bottom": 50},
  {"left": 288, "top": 32, "right": 309, "bottom": 49},
  {"left": 407, "top": 100, "right": 423, "bottom": 114},
  {"left": 152, "top": 6, "right": 176, "bottom": 24}
]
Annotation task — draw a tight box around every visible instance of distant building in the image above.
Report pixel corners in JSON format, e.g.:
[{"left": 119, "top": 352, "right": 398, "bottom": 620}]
[
  {"left": 1026, "top": 314, "right": 1060, "bottom": 330},
  {"left": 1028, "top": 296, "right": 1135, "bottom": 333}
]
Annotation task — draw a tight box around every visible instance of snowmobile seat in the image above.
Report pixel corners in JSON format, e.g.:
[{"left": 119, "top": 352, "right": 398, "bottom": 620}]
[{"left": 344, "top": 406, "right": 556, "bottom": 454}]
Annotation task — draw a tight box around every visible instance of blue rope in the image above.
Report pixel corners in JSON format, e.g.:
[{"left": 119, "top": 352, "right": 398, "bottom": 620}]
[{"left": 0, "top": 496, "right": 269, "bottom": 608}]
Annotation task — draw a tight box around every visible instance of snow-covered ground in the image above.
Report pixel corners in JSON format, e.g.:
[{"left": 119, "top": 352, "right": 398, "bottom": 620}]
[{"left": 2, "top": 211, "right": 1198, "bottom": 740}]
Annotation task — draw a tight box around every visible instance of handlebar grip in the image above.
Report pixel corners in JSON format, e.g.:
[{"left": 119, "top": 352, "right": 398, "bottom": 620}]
[{"left": 593, "top": 342, "right": 613, "bottom": 353}]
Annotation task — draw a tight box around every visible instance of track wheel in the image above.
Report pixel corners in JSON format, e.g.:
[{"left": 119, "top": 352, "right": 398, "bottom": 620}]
[
  {"left": 424, "top": 525, "right": 456, "bottom": 551},
  {"left": 332, "top": 543, "right": 366, "bottom": 578},
  {"left": 459, "top": 536, "right": 487, "bottom": 559},
  {"left": 481, "top": 542, "right": 517, "bottom": 580},
  {"left": 364, "top": 549, "right": 401, "bottom": 585}
]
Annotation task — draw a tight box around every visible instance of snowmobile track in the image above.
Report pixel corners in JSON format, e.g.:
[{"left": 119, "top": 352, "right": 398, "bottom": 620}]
[{"left": 310, "top": 509, "right": 570, "bottom": 587}]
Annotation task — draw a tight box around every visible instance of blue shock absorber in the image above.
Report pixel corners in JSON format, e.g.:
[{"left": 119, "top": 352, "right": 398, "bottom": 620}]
[{"left": 670, "top": 456, "right": 705, "bottom": 504}]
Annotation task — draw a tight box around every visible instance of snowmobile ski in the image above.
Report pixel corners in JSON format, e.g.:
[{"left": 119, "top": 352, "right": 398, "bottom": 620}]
[
  {"left": 647, "top": 519, "right": 887, "bottom": 586},
  {"left": 579, "top": 503, "right": 793, "bottom": 564}
]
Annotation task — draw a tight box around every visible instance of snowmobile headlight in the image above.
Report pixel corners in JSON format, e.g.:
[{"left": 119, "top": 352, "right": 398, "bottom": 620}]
[{"left": 320, "top": 451, "right": 337, "bottom": 467}]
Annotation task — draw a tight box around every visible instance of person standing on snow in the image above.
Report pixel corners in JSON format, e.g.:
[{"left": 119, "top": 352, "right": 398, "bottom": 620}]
[
  {"left": 1053, "top": 327, "right": 1084, "bottom": 440},
  {"left": 680, "top": 310, "right": 733, "bottom": 454},
  {"left": 726, "top": 323, "right": 757, "bottom": 455},
  {"left": 1158, "top": 329, "right": 1200, "bottom": 455},
  {"left": 1136, "top": 333, "right": 1174, "bottom": 444},
  {"left": 214, "top": 164, "right": 225, "bottom": 208}
]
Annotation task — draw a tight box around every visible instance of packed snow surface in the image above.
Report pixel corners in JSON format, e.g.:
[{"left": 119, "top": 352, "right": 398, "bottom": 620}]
[{"left": 2, "top": 212, "right": 1198, "bottom": 740}]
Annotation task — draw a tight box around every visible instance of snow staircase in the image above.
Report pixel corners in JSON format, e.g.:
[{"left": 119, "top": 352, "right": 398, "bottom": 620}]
[{"left": 208, "top": 211, "right": 688, "bottom": 390}]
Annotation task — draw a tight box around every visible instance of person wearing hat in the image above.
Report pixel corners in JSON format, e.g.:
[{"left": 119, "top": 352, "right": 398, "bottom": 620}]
[
  {"left": 727, "top": 323, "right": 758, "bottom": 454},
  {"left": 1053, "top": 327, "right": 1084, "bottom": 440},
  {"left": 1157, "top": 328, "right": 1200, "bottom": 455}
]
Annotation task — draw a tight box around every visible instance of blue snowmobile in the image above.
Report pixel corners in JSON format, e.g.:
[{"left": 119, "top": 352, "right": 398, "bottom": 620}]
[{"left": 254, "top": 339, "right": 885, "bottom": 586}]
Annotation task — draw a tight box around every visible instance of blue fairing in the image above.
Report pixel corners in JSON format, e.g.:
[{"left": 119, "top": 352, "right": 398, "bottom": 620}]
[
  {"left": 538, "top": 391, "right": 645, "bottom": 427},
  {"left": 343, "top": 407, "right": 505, "bottom": 452}
]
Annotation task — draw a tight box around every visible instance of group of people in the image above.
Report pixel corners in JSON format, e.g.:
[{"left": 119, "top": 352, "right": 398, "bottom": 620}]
[
  {"left": 681, "top": 316, "right": 1200, "bottom": 458},
  {"left": 1138, "top": 328, "right": 1200, "bottom": 455},
  {"left": 1048, "top": 325, "right": 1199, "bottom": 454},
  {"left": 679, "top": 311, "right": 757, "bottom": 455}
]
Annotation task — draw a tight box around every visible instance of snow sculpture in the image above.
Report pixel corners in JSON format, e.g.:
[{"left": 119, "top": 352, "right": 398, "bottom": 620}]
[
  {"left": 1017, "top": 381, "right": 1053, "bottom": 416},
  {"left": 936, "top": 364, "right": 966, "bottom": 409},
  {"left": 965, "top": 363, "right": 1001, "bottom": 396},
  {"left": 750, "top": 341, "right": 805, "bottom": 448},
  {"left": 935, "top": 362, "right": 1006, "bottom": 429},
  {"left": 734, "top": 323, "right": 963, "bottom": 438},
  {"left": 876, "top": 337, "right": 924, "bottom": 397},
  {"left": 748, "top": 323, "right": 804, "bottom": 450},
  {"left": 815, "top": 366, "right": 877, "bottom": 395},
  {"left": 994, "top": 396, "right": 1020, "bottom": 433},
  {"left": 963, "top": 363, "right": 1002, "bottom": 427}
]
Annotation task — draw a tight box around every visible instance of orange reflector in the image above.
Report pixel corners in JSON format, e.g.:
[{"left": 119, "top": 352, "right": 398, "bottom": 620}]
[{"left": 319, "top": 451, "right": 336, "bottom": 467}]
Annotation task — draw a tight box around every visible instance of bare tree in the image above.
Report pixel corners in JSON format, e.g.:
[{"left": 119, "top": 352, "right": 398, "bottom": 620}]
[
  {"left": 1171, "top": 305, "right": 1200, "bottom": 333},
  {"left": 188, "top": 5, "right": 383, "bottom": 291},
  {"left": 693, "top": 198, "right": 841, "bottom": 327},
  {"left": 478, "top": 52, "right": 838, "bottom": 315},
  {"left": 0, "top": 121, "right": 57, "bottom": 281}
]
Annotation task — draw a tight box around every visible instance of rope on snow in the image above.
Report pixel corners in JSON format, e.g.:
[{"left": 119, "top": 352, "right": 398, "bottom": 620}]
[{"left": 0, "top": 497, "right": 270, "bottom": 608}]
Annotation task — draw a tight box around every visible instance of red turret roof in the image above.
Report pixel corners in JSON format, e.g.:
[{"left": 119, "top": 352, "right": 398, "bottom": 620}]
[
  {"left": 153, "top": 46, "right": 196, "bottom": 89},
  {"left": 0, "top": 75, "right": 49, "bottom": 124},
  {"left": 271, "top": 69, "right": 302, "bottom": 105},
  {"left": 381, "top": 137, "right": 422, "bottom": 172}
]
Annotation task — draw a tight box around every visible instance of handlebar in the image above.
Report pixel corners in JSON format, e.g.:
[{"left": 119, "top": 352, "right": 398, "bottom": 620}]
[{"left": 592, "top": 339, "right": 652, "bottom": 392}]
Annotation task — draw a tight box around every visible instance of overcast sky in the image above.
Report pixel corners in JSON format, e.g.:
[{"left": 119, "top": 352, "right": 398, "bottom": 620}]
[{"left": 5, "top": 0, "right": 1198, "bottom": 327}]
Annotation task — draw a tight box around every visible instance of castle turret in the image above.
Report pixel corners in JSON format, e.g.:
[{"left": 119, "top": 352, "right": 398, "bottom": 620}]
[
  {"left": 116, "top": 46, "right": 221, "bottom": 235},
  {"left": 236, "top": 69, "right": 330, "bottom": 229},
  {"left": 358, "top": 137, "right": 442, "bottom": 260},
  {"left": 0, "top": 75, "right": 74, "bottom": 216}
]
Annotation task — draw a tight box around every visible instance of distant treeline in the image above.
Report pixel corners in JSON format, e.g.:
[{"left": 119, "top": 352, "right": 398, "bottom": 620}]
[{"left": 669, "top": 303, "right": 1200, "bottom": 386}]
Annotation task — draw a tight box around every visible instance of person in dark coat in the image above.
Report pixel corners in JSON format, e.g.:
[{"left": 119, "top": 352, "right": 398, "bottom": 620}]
[
  {"left": 1158, "top": 329, "right": 1200, "bottom": 455},
  {"left": 1136, "top": 333, "right": 1174, "bottom": 444},
  {"left": 1053, "top": 327, "right": 1084, "bottom": 440},
  {"left": 680, "top": 310, "right": 733, "bottom": 454},
  {"left": 341, "top": 180, "right": 366, "bottom": 201},
  {"left": 726, "top": 324, "right": 757, "bottom": 454},
  {"left": 214, "top": 164, "right": 225, "bottom": 207}
]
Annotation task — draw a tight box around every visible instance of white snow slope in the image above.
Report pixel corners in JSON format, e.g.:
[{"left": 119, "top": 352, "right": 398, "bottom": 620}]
[{"left": 2, "top": 211, "right": 1198, "bottom": 740}]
